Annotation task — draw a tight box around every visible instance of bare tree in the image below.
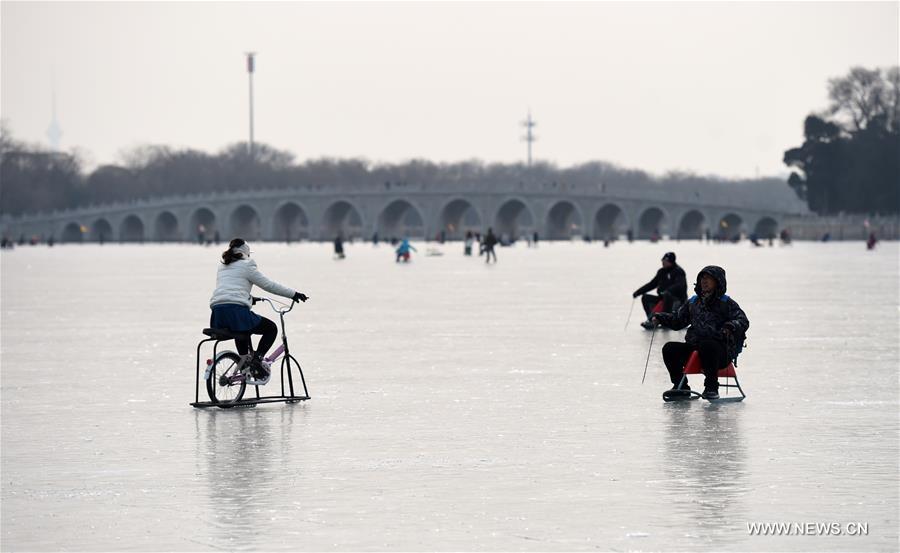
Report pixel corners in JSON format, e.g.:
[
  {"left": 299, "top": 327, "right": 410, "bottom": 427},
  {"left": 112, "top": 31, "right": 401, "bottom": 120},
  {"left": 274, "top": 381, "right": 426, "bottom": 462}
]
[{"left": 827, "top": 66, "right": 893, "bottom": 132}]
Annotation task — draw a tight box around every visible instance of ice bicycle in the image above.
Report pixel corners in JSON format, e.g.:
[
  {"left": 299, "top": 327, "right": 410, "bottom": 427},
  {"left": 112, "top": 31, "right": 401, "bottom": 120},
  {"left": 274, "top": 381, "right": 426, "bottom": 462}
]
[{"left": 191, "top": 296, "right": 310, "bottom": 408}]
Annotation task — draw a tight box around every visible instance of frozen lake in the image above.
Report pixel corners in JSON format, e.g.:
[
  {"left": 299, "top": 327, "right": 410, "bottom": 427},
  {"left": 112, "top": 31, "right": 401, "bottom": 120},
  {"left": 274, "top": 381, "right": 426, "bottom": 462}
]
[{"left": 2, "top": 240, "right": 898, "bottom": 551}]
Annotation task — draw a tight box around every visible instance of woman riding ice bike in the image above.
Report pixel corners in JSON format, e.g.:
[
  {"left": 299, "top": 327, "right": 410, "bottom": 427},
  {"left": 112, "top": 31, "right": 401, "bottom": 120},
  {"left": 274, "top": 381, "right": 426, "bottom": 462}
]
[{"left": 198, "top": 238, "right": 310, "bottom": 407}]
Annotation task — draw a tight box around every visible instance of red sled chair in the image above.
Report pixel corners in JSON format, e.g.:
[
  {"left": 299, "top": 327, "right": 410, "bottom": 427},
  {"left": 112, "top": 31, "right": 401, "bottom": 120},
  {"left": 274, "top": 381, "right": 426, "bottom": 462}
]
[
  {"left": 662, "top": 351, "right": 746, "bottom": 403},
  {"left": 642, "top": 299, "right": 683, "bottom": 329},
  {"left": 652, "top": 298, "right": 683, "bottom": 315}
]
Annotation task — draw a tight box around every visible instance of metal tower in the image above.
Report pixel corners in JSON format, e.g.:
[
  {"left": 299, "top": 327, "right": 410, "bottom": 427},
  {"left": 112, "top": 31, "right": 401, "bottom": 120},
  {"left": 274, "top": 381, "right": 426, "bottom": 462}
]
[{"left": 521, "top": 110, "right": 537, "bottom": 166}]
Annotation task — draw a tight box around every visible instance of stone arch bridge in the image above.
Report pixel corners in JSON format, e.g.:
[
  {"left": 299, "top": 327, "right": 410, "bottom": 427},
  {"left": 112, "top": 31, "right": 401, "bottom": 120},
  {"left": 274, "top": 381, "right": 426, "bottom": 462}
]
[{"left": 1, "top": 178, "right": 807, "bottom": 243}]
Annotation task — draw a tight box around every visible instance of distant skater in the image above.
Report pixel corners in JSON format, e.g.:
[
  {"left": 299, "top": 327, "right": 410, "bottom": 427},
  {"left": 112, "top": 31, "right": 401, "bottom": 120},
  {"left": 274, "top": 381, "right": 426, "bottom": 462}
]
[
  {"left": 779, "top": 229, "right": 791, "bottom": 245},
  {"left": 395, "top": 238, "right": 417, "bottom": 263},
  {"left": 482, "top": 227, "right": 498, "bottom": 264},
  {"left": 464, "top": 231, "right": 474, "bottom": 256},
  {"left": 867, "top": 232, "right": 877, "bottom": 250},
  {"left": 334, "top": 234, "right": 346, "bottom": 259},
  {"left": 633, "top": 252, "right": 687, "bottom": 329}
]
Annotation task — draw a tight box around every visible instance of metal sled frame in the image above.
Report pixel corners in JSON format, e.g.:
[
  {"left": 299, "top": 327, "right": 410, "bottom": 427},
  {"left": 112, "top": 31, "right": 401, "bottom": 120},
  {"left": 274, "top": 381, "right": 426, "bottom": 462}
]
[
  {"left": 663, "top": 353, "right": 746, "bottom": 403},
  {"left": 190, "top": 333, "right": 310, "bottom": 409}
]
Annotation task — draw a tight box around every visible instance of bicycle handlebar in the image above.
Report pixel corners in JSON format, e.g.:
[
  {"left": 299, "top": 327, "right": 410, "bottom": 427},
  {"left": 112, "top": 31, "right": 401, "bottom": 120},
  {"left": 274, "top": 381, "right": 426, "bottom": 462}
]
[{"left": 251, "top": 296, "right": 298, "bottom": 314}]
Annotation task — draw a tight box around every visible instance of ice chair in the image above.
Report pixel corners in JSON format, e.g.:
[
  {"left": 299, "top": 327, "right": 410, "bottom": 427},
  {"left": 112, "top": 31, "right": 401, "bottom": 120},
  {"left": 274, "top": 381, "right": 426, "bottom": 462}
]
[
  {"left": 651, "top": 298, "right": 682, "bottom": 315},
  {"left": 662, "top": 350, "right": 746, "bottom": 402}
]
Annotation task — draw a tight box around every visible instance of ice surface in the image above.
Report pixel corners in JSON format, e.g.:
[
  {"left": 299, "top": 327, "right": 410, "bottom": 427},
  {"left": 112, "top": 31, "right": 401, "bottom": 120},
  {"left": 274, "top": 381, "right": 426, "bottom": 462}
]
[{"left": 2, "top": 241, "right": 898, "bottom": 551}]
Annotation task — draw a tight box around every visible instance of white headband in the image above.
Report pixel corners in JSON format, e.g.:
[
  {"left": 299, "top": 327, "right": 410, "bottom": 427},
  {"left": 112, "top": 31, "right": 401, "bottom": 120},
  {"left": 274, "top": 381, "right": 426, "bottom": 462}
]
[{"left": 233, "top": 242, "right": 251, "bottom": 258}]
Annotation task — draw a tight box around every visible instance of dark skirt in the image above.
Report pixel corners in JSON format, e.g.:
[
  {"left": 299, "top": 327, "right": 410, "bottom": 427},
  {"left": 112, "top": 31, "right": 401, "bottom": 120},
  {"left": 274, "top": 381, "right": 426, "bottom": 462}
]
[{"left": 210, "top": 303, "right": 262, "bottom": 332}]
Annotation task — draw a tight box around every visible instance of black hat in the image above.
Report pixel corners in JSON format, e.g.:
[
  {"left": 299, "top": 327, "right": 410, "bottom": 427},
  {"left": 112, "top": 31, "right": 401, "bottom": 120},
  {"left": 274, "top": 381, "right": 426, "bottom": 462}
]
[{"left": 662, "top": 252, "right": 676, "bottom": 263}]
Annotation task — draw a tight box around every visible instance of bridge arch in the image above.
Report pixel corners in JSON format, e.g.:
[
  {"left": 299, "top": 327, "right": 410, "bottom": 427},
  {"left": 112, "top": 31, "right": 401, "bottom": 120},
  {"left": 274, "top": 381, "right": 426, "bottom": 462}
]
[
  {"left": 120, "top": 215, "right": 145, "bottom": 243},
  {"left": 61, "top": 222, "right": 84, "bottom": 243},
  {"left": 321, "top": 200, "right": 364, "bottom": 239},
  {"left": 677, "top": 210, "right": 706, "bottom": 240},
  {"left": 754, "top": 216, "right": 778, "bottom": 239},
  {"left": 273, "top": 201, "right": 310, "bottom": 242},
  {"left": 439, "top": 198, "right": 482, "bottom": 239},
  {"left": 495, "top": 198, "right": 535, "bottom": 239},
  {"left": 546, "top": 200, "right": 584, "bottom": 239},
  {"left": 90, "top": 218, "right": 113, "bottom": 243},
  {"left": 637, "top": 206, "right": 669, "bottom": 239},
  {"left": 189, "top": 207, "right": 217, "bottom": 243},
  {"left": 717, "top": 212, "right": 743, "bottom": 240},
  {"left": 155, "top": 211, "right": 181, "bottom": 242},
  {"left": 593, "top": 203, "right": 628, "bottom": 240},
  {"left": 377, "top": 199, "right": 425, "bottom": 239},
  {"left": 229, "top": 204, "right": 262, "bottom": 240}
]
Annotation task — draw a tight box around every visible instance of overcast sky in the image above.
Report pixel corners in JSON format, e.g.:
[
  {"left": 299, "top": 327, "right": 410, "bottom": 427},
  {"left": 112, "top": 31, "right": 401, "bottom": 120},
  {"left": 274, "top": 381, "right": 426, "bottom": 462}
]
[{"left": 1, "top": 1, "right": 897, "bottom": 177}]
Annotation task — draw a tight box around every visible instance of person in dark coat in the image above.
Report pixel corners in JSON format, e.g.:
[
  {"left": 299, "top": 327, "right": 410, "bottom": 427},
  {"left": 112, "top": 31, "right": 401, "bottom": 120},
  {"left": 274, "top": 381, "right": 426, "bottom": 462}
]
[
  {"left": 867, "top": 232, "right": 877, "bottom": 250},
  {"left": 633, "top": 252, "right": 687, "bottom": 329},
  {"left": 333, "top": 234, "right": 345, "bottom": 259},
  {"left": 651, "top": 265, "right": 749, "bottom": 400}
]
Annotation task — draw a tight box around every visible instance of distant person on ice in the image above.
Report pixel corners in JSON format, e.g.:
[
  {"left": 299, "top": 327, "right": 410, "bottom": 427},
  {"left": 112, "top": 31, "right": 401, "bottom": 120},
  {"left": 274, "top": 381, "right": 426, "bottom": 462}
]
[
  {"left": 867, "top": 232, "right": 878, "bottom": 250},
  {"left": 464, "top": 231, "right": 474, "bottom": 256},
  {"left": 482, "top": 227, "right": 499, "bottom": 264},
  {"left": 633, "top": 252, "right": 687, "bottom": 329},
  {"left": 395, "top": 238, "right": 417, "bottom": 262},
  {"left": 209, "top": 238, "right": 308, "bottom": 382},
  {"left": 333, "top": 234, "right": 346, "bottom": 259},
  {"left": 651, "top": 265, "right": 749, "bottom": 400}
]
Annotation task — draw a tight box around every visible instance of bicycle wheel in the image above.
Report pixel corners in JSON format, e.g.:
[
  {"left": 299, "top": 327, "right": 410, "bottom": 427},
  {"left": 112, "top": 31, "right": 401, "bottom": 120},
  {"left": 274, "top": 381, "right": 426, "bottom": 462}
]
[{"left": 206, "top": 351, "right": 246, "bottom": 405}]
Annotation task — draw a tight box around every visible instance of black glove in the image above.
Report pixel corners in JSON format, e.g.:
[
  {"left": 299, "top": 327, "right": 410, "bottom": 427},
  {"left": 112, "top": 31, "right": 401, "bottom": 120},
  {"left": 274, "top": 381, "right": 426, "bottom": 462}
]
[
  {"left": 632, "top": 291, "right": 640, "bottom": 298},
  {"left": 723, "top": 322, "right": 736, "bottom": 336},
  {"left": 293, "top": 292, "right": 309, "bottom": 303}
]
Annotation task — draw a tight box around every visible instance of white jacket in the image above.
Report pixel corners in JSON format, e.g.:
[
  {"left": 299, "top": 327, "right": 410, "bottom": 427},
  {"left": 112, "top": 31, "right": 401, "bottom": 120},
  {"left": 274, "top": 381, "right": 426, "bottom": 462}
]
[{"left": 209, "top": 259, "right": 296, "bottom": 308}]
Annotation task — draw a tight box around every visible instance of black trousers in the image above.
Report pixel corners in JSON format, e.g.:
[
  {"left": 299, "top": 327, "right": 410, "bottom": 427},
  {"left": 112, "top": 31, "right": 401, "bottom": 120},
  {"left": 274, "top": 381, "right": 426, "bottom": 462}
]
[
  {"left": 641, "top": 292, "right": 676, "bottom": 318},
  {"left": 484, "top": 246, "right": 497, "bottom": 263},
  {"left": 662, "top": 339, "right": 728, "bottom": 390},
  {"left": 235, "top": 317, "right": 278, "bottom": 358}
]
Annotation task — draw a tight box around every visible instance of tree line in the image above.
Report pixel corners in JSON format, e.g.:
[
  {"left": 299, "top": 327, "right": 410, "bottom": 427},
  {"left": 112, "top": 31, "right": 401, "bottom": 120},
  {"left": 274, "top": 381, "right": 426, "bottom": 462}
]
[
  {"left": 1, "top": 124, "right": 773, "bottom": 217},
  {"left": 784, "top": 66, "right": 900, "bottom": 215}
]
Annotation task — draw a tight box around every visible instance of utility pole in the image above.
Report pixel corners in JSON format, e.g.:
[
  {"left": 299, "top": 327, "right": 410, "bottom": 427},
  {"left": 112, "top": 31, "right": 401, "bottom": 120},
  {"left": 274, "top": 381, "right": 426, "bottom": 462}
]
[
  {"left": 521, "top": 110, "right": 537, "bottom": 167},
  {"left": 245, "top": 52, "right": 256, "bottom": 158}
]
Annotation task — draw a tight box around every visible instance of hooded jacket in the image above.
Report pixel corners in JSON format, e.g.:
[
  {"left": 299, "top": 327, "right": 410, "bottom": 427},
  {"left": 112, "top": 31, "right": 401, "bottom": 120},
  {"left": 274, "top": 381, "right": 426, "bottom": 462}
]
[
  {"left": 656, "top": 265, "right": 749, "bottom": 359},
  {"left": 634, "top": 263, "right": 688, "bottom": 302}
]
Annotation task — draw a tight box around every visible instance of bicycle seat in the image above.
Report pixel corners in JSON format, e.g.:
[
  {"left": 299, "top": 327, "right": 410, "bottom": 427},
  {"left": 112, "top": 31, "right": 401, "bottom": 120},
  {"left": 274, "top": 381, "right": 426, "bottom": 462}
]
[{"left": 202, "top": 328, "right": 249, "bottom": 341}]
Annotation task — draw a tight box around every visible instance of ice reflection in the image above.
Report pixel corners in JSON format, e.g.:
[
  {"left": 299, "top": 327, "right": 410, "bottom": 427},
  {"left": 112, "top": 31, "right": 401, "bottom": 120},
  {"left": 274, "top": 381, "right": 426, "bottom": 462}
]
[
  {"left": 660, "top": 402, "right": 749, "bottom": 546},
  {"left": 193, "top": 406, "right": 307, "bottom": 549}
]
